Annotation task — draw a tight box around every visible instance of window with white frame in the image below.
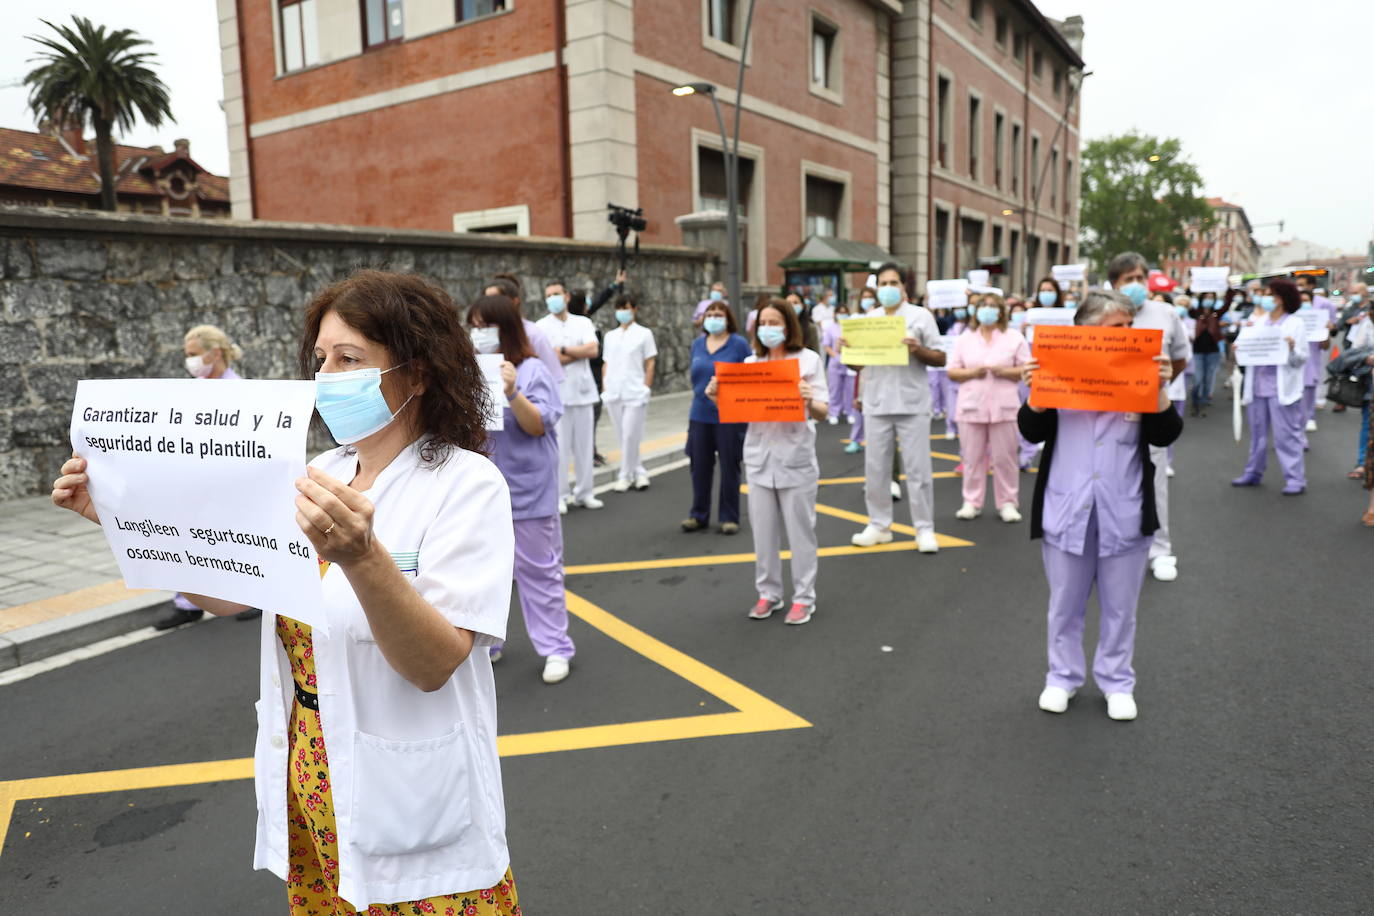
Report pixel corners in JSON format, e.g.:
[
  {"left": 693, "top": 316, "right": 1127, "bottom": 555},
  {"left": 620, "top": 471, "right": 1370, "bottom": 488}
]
[
  {"left": 280, "top": 0, "right": 319, "bottom": 72},
  {"left": 811, "top": 17, "right": 839, "bottom": 91},
  {"left": 453, "top": 205, "right": 531, "bottom": 235}
]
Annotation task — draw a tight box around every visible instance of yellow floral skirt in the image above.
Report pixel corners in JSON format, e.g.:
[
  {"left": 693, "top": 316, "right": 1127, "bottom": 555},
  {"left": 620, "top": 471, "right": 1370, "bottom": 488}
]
[{"left": 277, "top": 614, "right": 521, "bottom": 916}]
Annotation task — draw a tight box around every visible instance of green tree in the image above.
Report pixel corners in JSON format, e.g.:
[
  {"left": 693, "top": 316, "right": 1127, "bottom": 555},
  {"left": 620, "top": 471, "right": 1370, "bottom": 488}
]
[
  {"left": 24, "top": 16, "right": 174, "bottom": 212},
  {"left": 1078, "top": 132, "right": 1212, "bottom": 268}
]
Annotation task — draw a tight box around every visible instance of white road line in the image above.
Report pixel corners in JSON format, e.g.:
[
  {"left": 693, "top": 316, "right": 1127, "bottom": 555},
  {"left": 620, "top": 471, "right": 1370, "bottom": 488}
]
[{"left": 0, "top": 626, "right": 171, "bottom": 687}]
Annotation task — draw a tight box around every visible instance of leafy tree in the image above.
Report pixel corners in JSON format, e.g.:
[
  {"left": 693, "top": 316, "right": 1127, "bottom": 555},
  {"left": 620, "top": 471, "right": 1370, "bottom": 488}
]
[
  {"left": 24, "top": 16, "right": 174, "bottom": 212},
  {"left": 1078, "top": 132, "right": 1212, "bottom": 268}
]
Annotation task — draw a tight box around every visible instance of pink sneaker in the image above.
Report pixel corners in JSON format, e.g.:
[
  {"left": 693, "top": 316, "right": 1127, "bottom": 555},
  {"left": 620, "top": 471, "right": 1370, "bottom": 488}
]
[
  {"left": 748, "top": 598, "right": 782, "bottom": 620},
  {"left": 784, "top": 603, "right": 814, "bottom": 625}
]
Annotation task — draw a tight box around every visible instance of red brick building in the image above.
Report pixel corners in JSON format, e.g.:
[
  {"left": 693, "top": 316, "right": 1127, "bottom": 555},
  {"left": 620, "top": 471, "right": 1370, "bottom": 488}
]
[
  {"left": 1158, "top": 197, "right": 1259, "bottom": 286},
  {"left": 219, "top": 0, "right": 900, "bottom": 286},
  {"left": 890, "top": 0, "right": 1084, "bottom": 293},
  {"left": 0, "top": 125, "right": 228, "bottom": 217}
]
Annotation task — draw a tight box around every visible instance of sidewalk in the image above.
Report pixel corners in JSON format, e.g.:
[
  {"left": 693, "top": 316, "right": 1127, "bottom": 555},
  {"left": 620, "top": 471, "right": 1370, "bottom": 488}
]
[{"left": 0, "top": 390, "right": 694, "bottom": 673}]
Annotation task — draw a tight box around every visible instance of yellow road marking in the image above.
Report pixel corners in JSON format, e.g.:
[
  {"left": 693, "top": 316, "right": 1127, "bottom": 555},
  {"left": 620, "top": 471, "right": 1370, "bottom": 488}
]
[
  {"left": 0, "top": 581, "right": 152, "bottom": 636},
  {"left": 0, "top": 590, "right": 808, "bottom": 857}
]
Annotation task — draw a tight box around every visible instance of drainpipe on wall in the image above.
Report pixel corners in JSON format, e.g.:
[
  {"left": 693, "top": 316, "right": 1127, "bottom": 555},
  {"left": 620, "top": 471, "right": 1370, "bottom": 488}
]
[
  {"left": 554, "top": 1, "right": 573, "bottom": 237},
  {"left": 236, "top": 0, "right": 259, "bottom": 220}
]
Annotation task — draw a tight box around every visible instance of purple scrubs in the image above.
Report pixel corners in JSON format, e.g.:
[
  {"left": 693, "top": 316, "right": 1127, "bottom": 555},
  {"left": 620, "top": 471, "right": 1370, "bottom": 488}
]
[
  {"left": 1242, "top": 365, "right": 1307, "bottom": 490},
  {"left": 823, "top": 323, "right": 856, "bottom": 422},
  {"left": 488, "top": 358, "right": 576, "bottom": 660},
  {"left": 1040, "top": 410, "right": 1152, "bottom": 695}
]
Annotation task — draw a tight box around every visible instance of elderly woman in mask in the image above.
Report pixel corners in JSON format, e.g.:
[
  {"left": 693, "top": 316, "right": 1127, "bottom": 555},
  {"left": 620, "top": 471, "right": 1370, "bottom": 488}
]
[{"left": 1019, "top": 290, "right": 1181, "bottom": 722}]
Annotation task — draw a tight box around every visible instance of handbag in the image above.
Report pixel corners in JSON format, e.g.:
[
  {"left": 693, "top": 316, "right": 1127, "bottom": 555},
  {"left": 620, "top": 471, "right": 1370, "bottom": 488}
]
[{"left": 1326, "top": 372, "right": 1370, "bottom": 408}]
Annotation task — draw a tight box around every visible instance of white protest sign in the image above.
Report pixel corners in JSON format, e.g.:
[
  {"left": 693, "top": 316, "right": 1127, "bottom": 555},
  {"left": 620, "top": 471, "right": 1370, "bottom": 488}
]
[
  {"left": 477, "top": 354, "right": 507, "bottom": 431},
  {"left": 1233, "top": 325, "right": 1287, "bottom": 366},
  {"left": 1189, "top": 266, "right": 1230, "bottom": 294},
  {"left": 1167, "top": 370, "right": 1188, "bottom": 402},
  {"left": 967, "top": 269, "right": 990, "bottom": 288},
  {"left": 1024, "top": 307, "right": 1076, "bottom": 328},
  {"left": 70, "top": 379, "right": 326, "bottom": 629},
  {"left": 925, "top": 279, "right": 970, "bottom": 310},
  {"left": 1051, "top": 264, "right": 1087, "bottom": 289},
  {"left": 927, "top": 334, "right": 958, "bottom": 372},
  {"left": 969, "top": 285, "right": 1004, "bottom": 296},
  {"left": 1298, "top": 308, "right": 1330, "bottom": 343}
]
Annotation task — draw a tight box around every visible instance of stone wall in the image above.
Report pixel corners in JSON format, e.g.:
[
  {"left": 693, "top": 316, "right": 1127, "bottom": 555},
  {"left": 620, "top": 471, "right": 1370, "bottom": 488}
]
[{"left": 0, "top": 207, "right": 713, "bottom": 499}]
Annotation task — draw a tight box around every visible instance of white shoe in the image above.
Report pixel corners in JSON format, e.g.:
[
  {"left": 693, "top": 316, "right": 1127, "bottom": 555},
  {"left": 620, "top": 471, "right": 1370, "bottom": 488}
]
[
  {"left": 1151, "top": 556, "right": 1178, "bottom": 582},
  {"left": 916, "top": 530, "right": 940, "bottom": 553},
  {"left": 890, "top": 480, "right": 902, "bottom": 500},
  {"left": 998, "top": 504, "right": 1022, "bottom": 523},
  {"left": 633, "top": 473, "right": 651, "bottom": 490},
  {"left": 827, "top": 415, "right": 839, "bottom": 425},
  {"left": 611, "top": 478, "right": 630, "bottom": 492},
  {"left": 944, "top": 430, "right": 956, "bottom": 440},
  {"left": 851, "top": 524, "right": 893, "bottom": 547},
  {"left": 575, "top": 495, "right": 605, "bottom": 509},
  {"left": 1106, "top": 692, "right": 1137, "bottom": 721},
  {"left": 1166, "top": 465, "right": 1176, "bottom": 478},
  {"left": 955, "top": 502, "right": 980, "bottom": 520},
  {"left": 1038, "top": 685, "right": 1076, "bottom": 713},
  {"left": 1305, "top": 419, "right": 1318, "bottom": 432},
  {"left": 542, "top": 656, "right": 571, "bottom": 684},
  {"left": 559, "top": 499, "right": 568, "bottom": 515}
]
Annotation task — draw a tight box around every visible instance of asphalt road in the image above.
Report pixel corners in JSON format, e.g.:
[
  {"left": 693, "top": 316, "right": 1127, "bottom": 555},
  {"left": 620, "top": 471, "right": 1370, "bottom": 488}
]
[{"left": 3, "top": 396, "right": 1372, "bottom": 915}]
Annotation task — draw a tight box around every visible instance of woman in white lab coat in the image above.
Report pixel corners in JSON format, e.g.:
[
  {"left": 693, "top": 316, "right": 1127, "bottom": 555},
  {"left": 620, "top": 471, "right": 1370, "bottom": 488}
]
[
  {"left": 52, "top": 271, "right": 522, "bottom": 914},
  {"left": 1232, "top": 277, "right": 1309, "bottom": 494},
  {"left": 707, "top": 298, "right": 829, "bottom": 625}
]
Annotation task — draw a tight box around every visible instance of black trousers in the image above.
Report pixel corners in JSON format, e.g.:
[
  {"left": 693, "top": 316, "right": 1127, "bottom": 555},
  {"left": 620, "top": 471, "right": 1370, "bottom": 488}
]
[{"left": 686, "top": 419, "right": 746, "bottom": 524}]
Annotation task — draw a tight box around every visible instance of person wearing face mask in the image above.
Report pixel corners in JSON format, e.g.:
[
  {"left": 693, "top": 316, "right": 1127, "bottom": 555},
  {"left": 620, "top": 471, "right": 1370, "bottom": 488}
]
[
  {"left": 482, "top": 274, "right": 565, "bottom": 385},
  {"left": 601, "top": 294, "right": 658, "bottom": 492},
  {"left": 683, "top": 301, "right": 752, "bottom": 533},
  {"left": 1164, "top": 295, "right": 1195, "bottom": 475},
  {"left": 692, "top": 281, "right": 729, "bottom": 329},
  {"left": 705, "top": 299, "right": 830, "bottom": 624},
  {"left": 1019, "top": 290, "right": 1181, "bottom": 722},
  {"left": 536, "top": 282, "right": 603, "bottom": 515},
  {"left": 786, "top": 292, "right": 821, "bottom": 352},
  {"left": 1232, "top": 279, "right": 1310, "bottom": 494},
  {"left": 1295, "top": 278, "right": 1336, "bottom": 436},
  {"left": 930, "top": 301, "right": 967, "bottom": 427},
  {"left": 844, "top": 288, "right": 879, "bottom": 453},
  {"left": 1190, "top": 292, "right": 1223, "bottom": 416},
  {"left": 812, "top": 288, "right": 836, "bottom": 327},
  {"left": 470, "top": 294, "right": 576, "bottom": 683},
  {"left": 822, "top": 303, "right": 849, "bottom": 427},
  {"left": 946, "top": 294, "right": 1029, "bottom": 522},
  {"left": 155, "top": 325, "right": 256, "bottom": 629},
  {"left": 845, "top": 262, "right": 946, "bottom": 553},
  {"left": 55, "top": 271, "right": 525, "bottom": 911},
  {"left": 1035, "top": 277, "right": 1063, "bottom": 309},
  {"left": 1106, "top": 252, "right": 1191, "bottom": 583}
]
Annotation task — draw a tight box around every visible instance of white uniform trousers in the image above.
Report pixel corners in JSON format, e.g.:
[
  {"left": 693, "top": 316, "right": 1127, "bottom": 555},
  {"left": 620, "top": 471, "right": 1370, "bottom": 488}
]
[
  {"left": 748, "top": 479, "right": 819, "bottom": 606},
  {"left": 1148, "top": 444, "right": 1172, "bottom": 560},
  {"left": 606, "top": 399, "right": 648, "bottom": 482},
  {"left": 558, "top": 403, "right": 596, "bottom": 503},
  {"left": 863, "top": 412, "right": 934, "bottom": 534}
]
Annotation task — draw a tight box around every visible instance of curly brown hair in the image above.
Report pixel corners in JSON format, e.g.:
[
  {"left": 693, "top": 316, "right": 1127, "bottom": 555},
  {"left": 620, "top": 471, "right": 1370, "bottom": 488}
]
[{"left": 299, "top": 270, "right": 491, "bottom": 464}]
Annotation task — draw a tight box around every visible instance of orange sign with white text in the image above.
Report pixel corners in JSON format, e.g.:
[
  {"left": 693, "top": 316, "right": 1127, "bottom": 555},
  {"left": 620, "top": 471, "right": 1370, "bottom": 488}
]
[
  {"left": 1029, "top": 325, "right": 1163, "bottom": 414},
  {"left": 715, "top": 360, "right": 805, "bottom": 423}
]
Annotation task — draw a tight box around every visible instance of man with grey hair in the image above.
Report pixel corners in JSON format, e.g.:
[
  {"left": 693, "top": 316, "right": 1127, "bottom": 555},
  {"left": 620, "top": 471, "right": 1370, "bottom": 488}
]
[{"left": 1106, "top": 252, "right": 1189, "bottom": 583}]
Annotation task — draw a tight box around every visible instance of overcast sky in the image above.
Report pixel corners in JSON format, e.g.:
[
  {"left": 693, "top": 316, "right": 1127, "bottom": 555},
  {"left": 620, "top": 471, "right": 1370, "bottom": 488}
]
[{"left": 2, "top": 1, "right": 1370, "bottom": 253}]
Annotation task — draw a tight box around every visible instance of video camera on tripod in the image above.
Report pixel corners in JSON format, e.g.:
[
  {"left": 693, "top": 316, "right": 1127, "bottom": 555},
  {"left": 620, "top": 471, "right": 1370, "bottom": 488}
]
[{"left": 607, "top": 203, "right": 646, "bottom": 271}]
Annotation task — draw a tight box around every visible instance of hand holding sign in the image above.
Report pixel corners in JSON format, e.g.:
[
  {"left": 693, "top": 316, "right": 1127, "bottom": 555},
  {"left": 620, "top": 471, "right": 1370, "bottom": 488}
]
[
  {"left": 1028, "top": 325, "right": 1166, "bottom": 413},
  {"left": 294, "top": 466, "right": 378, "bottom": 566},
  {"left": 715, "top": 360, "right": 805, "bottom": 423}
]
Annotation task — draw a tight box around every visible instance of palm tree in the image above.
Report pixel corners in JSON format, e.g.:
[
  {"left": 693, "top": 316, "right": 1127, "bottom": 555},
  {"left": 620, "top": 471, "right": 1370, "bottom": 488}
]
[{"left": 24, "top": 16, "right": 174, "bottom": 211}]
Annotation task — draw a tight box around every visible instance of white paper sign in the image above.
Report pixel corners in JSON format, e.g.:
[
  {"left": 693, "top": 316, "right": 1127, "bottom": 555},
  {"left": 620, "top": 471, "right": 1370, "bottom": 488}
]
[
  {"left": 1234, "top": 325, "right": 1287, "bottom": 366},
  {"left": 1189, "top": 266, "right": 1231, "bottom": 294},
  {"left": 1299, "top": 308, "right": 1331, "bottom": 343},
  {"left": 967, "top": 269, "right": 990, "bottom": 288},
  {"left": 70, "top": 379, "right": 326, "bottom": 629},
  {"left": 969, "top": 285, "right": 1004, "bottom": 296},
  {"left": 925, "top": 279, "right": 970, "bottom": 311},
  {"left": 1024, "top": 307, "right": 1076, "bottom": 327},
  {"left": 1051, "top": 264, "right": 1087, "bottom": 289},
  {"left": 477, "top": 354, "right": 507, "bottom": 431},
  {"left": 1167, "top": 370, "right": 1188, "bottom": 402},
  {"left": 927, "top": 334, "right": 958, "bottom": 372}
]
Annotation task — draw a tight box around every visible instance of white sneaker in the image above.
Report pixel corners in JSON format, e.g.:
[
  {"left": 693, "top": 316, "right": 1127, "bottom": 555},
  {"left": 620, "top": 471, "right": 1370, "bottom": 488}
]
[
  {"left": 575, "top": 495, "right": 605, "bottom": 509},
  {"left": 1305, "top": 419, "right": 1317, "bottom": 432},
  {"left": 1151, "top": 556, "right": 1178, "bottom": 582},
  {"left": 1038, "top": 685, "right": 1076, "bottom": 713},
  {"left": 633, "top": 473, "right": 651, "bottom": 490},
  {"left": 827, "top": 415, "right": 839, "bottom": 425},
  {"left": 1166, "top": 465, "right": 1176, "bottom": 478},
  {"left": 1106, "top": 692, "right": 1137, "bottom": 721},
  {"left": 558, "top": 499, "right": 568, "bottom": 515},
  {"left": 851, "top": 524, "right": 893, "bottom": 547},
  {"left": 542, "top": 656, "right": 570, "bottom": 684},
  {"left": 611, "top": 478, "right": 630, "bottom": 492},
  {"left": 955, "top": 502, "right": 980, "bottom": 520},
  {"left": 890, "top": 480, "right": 902, "bottom": 500},
  {"left": 998, "top": 504, "right": 1022, "bottom": 523},
  {"left": 944, "top": 430, "right": 956, "bottom": 440},
  {"left": 916, "top": 530, "right": 940, "bottom": 553}
]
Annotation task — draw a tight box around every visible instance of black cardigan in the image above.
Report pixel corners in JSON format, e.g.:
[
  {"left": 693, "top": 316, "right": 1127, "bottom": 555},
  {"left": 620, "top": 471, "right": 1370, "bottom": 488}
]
[{"left": 1017, "top": 403, "right": 1184, "bottom": 541}]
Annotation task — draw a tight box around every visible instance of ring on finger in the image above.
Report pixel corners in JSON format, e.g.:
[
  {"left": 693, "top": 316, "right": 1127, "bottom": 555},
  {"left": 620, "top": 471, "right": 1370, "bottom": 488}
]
[{"left": 323, "top": 523, "right": 336, "bottom": 536}]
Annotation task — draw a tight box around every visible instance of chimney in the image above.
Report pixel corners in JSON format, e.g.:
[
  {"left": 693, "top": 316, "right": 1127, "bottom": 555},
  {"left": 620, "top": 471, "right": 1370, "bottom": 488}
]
[
  {"left": 59, "top": 123, "right": 87, "bottom": 156},
  {"left": 173, "top": 138, "right": 190, "bottom": 156},
  {"left": 1058, "top": 15, "right": 1085, "bottom": 56},
  {"left": 148, "top": 145, "right": 166, "bottom": 156}
]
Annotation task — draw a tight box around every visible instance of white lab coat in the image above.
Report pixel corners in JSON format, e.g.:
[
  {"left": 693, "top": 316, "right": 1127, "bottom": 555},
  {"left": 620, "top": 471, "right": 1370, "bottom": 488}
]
[
  {"left": 535, "top": 313, "right": 600, "bottom": 407},
  {"left": 1240, "top": 313, "right": 1308, "bottom": 407},
  {"left": 601, "top": 322, "right": 657, "bottom": 405},
  {"left": 253, "top": 442, "right": 514, "bottom": 906},
  {"left": 742, "top": 348, "right": 830, "bottom": 489}
]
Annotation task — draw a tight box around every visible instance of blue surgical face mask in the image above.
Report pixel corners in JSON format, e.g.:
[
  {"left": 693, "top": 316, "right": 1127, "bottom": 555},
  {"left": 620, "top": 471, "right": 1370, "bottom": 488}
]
[
  {"left": 315, "top": 364, "right": 413, "bottom": 445},
  {"left": 861, "top": 297, "right": 877, "bottom": 311},
  {"left": 1119, "top": 281, "right": 1148, "bottom": 307},
  {"left": 976, "top": 306, "right": 1001, "bottom": 326},
  {"left": 793, "top": 303, "right": 804, "bottom": 315},
  {"left": 703, "top": 315, "right": 727, "bottom": 334},
  {"left": 877, "top": 286, "right": 903, "bottom": 308},
  {"left": 1351, "top": 294, "right": 1364, "bottom": 305},
  {"left": 545, "top": 294, "right": 566, "bottom": 315},
  {"left": 953, "top": 307, "right": 968, "bottom": 320},
  {"left": 1257, "top": 295, "right": 1277, "bottom": 312},
  {"left": 757, "top": 325, "right": 787, "bottom": 349},
  {"left": 1175, "top": 304, "right": 1189, "bottom": 318},
  {"left": 615, "top": 308, "right": 634, "bottom": 325},
  {"left": 709, "top": 289, "right": 724, "bottom": 301},
  {"left": 1037, "top": 290, "right": 1058, "bottom": 307},
  {"left": 1009, "top": 311, "right": 1027, "bottom": 329},
  {"left": 470, "top": 326, "right": 501, "bottom": 354},
  {"left": 1064, "top": 299, "right": 1077, "bottom": 309}
]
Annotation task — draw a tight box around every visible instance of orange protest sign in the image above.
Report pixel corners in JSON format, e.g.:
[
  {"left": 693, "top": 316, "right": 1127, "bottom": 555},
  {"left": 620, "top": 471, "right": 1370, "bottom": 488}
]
[
  {"left": 1029, "top": 325, "right": 1163, "bottom": 413},
  {"left": 715, "top": 359, "right": 805, "bottom": 423}
]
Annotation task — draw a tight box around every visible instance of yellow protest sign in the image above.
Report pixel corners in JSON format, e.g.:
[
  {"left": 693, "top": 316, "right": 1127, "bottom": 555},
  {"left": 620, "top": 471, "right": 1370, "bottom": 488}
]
[{"left": 840, "top": 315, "right": 908, "bottom": 366}]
